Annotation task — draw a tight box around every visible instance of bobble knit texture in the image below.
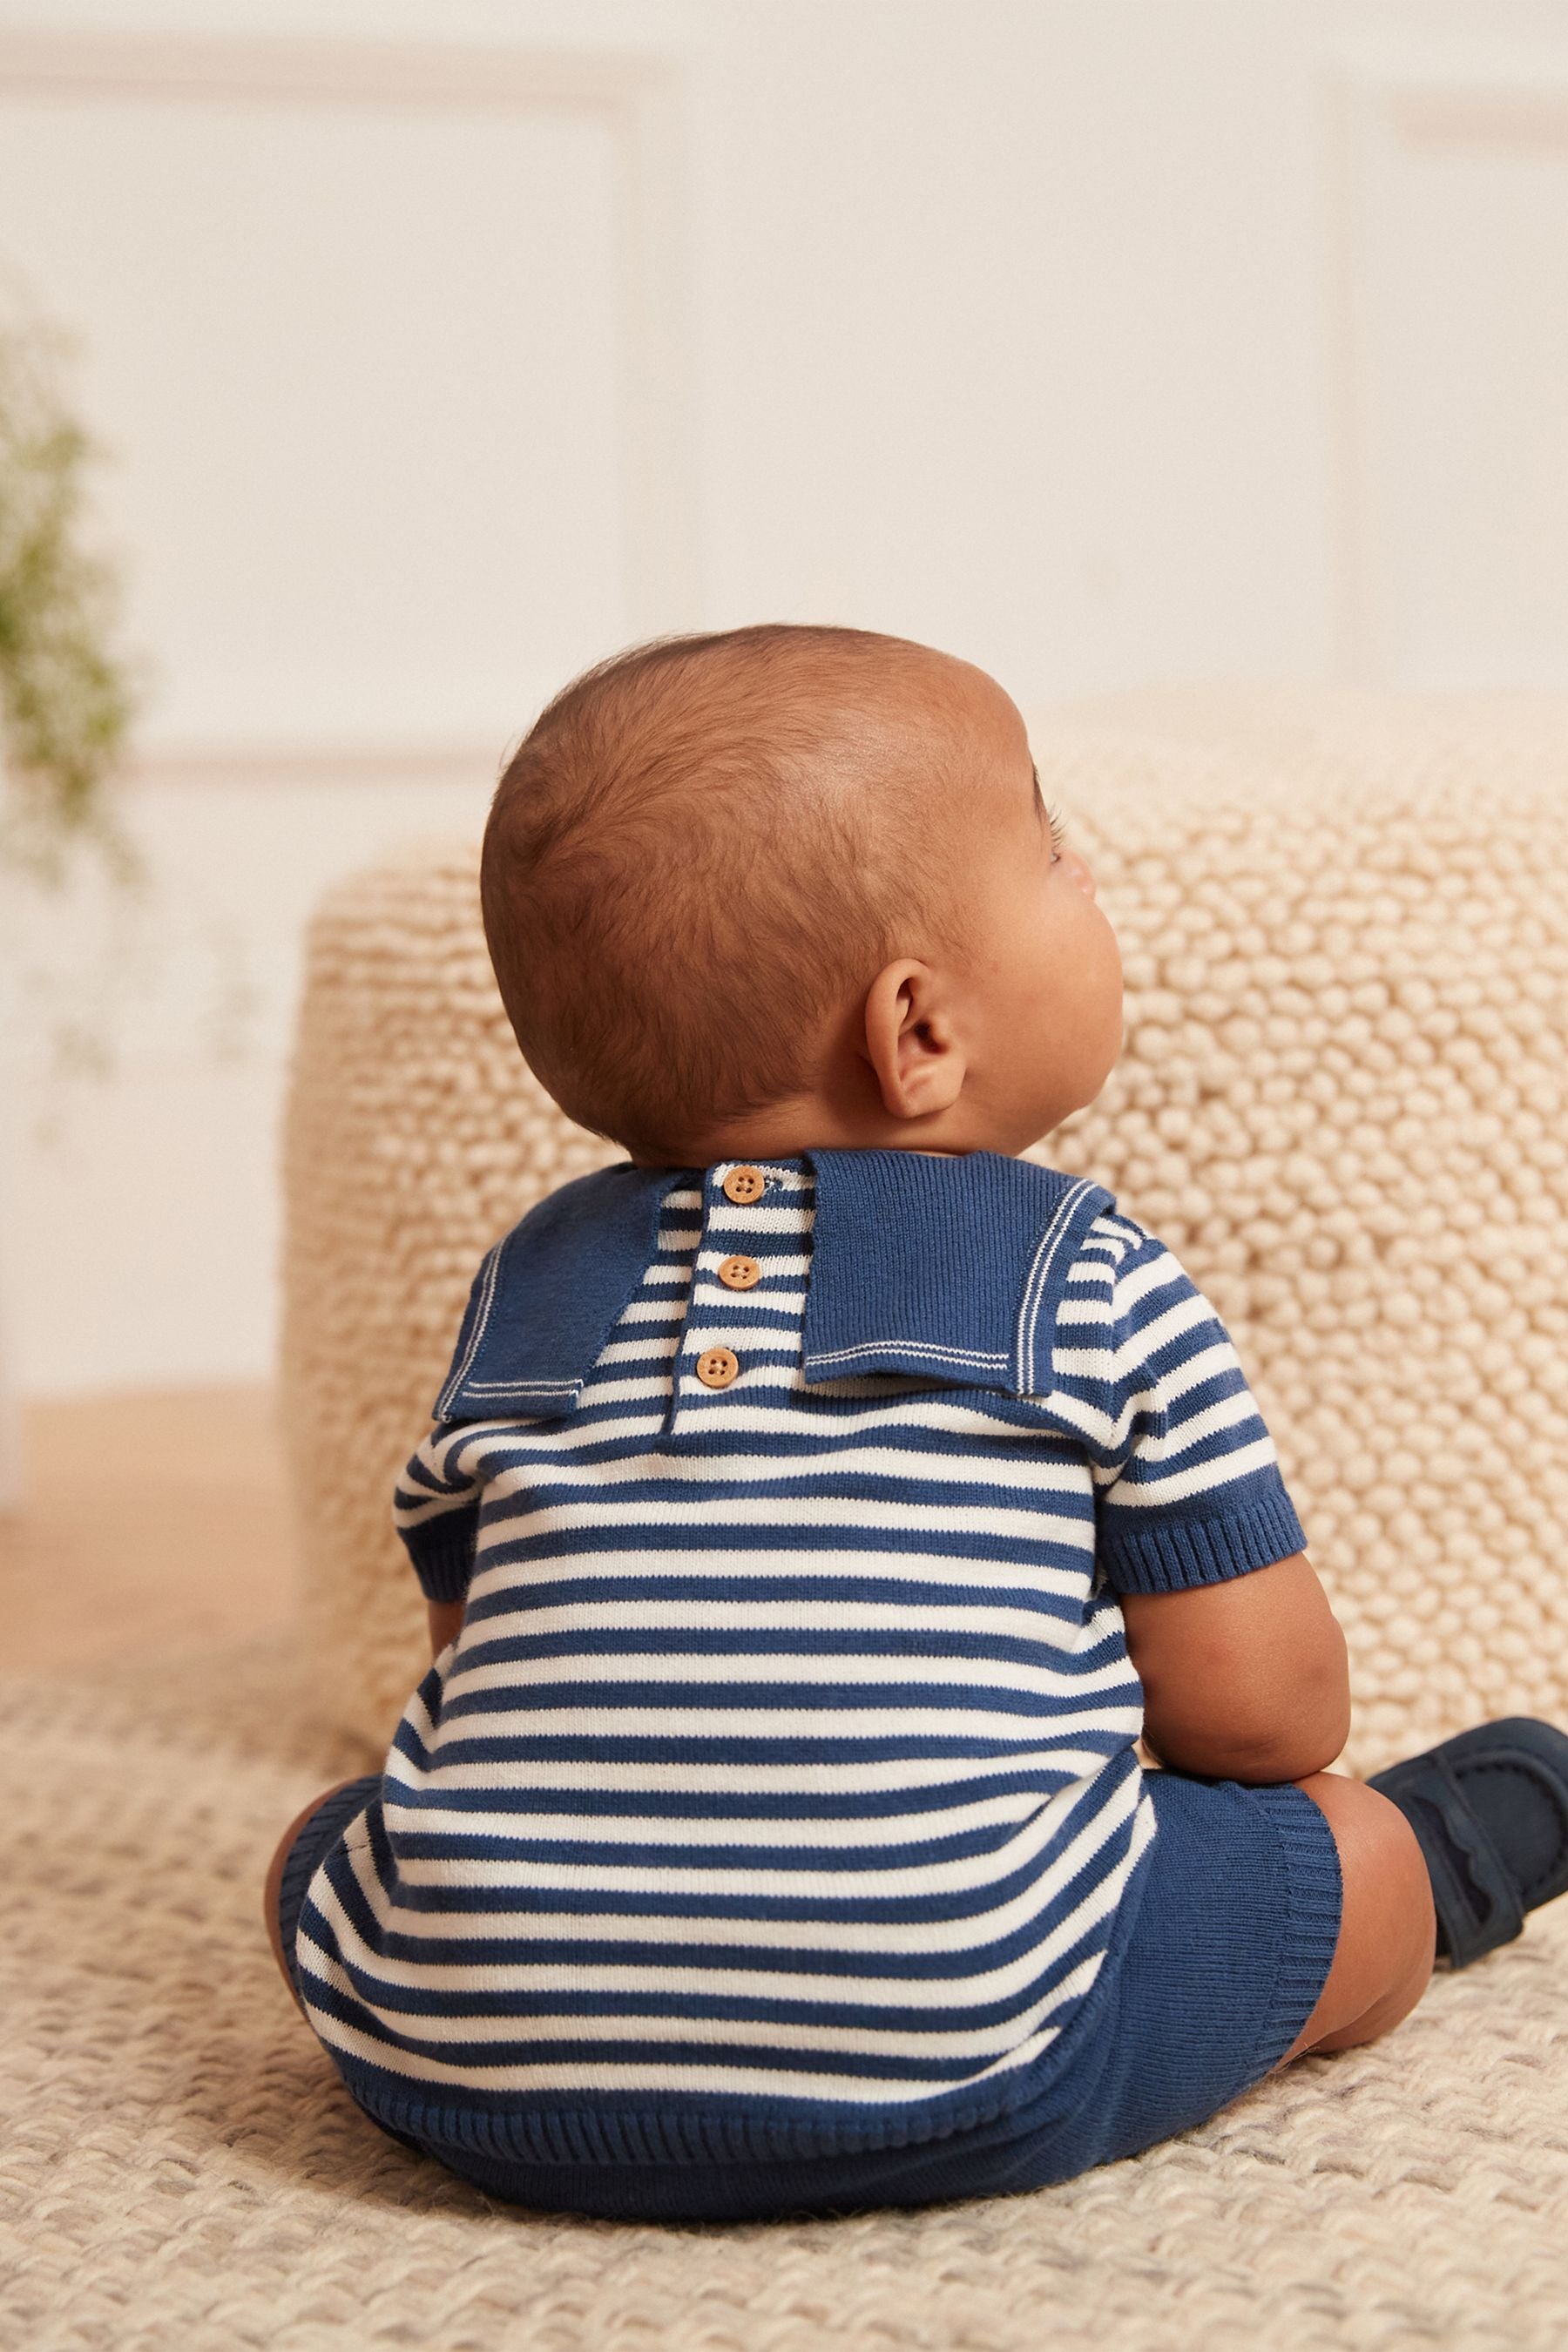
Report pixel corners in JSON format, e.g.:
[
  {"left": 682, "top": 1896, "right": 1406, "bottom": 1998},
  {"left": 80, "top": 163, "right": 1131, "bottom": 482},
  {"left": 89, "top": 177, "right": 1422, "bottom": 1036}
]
[{"left": 280, "top": 689, "right": 1568, "bottom": 1774}]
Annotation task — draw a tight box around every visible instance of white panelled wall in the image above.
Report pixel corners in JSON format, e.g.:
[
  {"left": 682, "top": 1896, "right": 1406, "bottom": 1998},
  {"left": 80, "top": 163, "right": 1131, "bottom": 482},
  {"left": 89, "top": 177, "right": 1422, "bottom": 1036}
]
[{"left": 2, "top": 0, "right": 1567, "bottom": 1396}]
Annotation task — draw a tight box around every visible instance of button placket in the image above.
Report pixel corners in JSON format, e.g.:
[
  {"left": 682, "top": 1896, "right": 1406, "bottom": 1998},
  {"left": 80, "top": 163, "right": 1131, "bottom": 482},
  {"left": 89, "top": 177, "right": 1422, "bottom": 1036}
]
[{"left": 667, "top": 1164, "right": 771, "bottom": 1432}]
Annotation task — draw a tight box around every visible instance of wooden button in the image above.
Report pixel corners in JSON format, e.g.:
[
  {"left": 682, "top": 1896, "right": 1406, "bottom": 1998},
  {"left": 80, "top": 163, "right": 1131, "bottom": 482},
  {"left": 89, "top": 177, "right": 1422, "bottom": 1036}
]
[
  {"left": 695, "top": 1346, "right": 740, "bottom": 1389},
  {"left": 718, "top": 1255, "right": 760, "bottom": 1291},
  {"left": 722, "top": 1165, "right": 767, "bottom": 1205}
]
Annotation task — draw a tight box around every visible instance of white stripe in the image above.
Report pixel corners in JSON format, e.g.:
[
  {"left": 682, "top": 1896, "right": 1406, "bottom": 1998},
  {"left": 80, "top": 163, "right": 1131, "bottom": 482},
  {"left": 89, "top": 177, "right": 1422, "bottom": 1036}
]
[
  {"left": 688, "top": 1283, "right": 810, "bottom": 1313},
  {"left": 1130, "top": 1389, "right": 1265, "bottom": 1463},
  {"left": 440, "top": 1648, "right": 1136, "bottom": 1702},
  {"left": 707, "top": 1202, "right": 816, "bottom": 1234},
  {"left": 1105, "top": 1432, "right": 1279, "bottom": 1507},
  {"left": 591, "top": 1337, "right": 680, "bottom": 1366},
  {"left": 301, "top": 2004, "right": 1060, "bottom": 2105},
  {"left": 1038, "top": 1340, "right": 1243, "bottom": 1455},
  {"left": 1054, "top": 1297, "right": 1115, "bottom": 1328},
  {"left": 465, "top": 1545, "right": 1094, "bottom": 1605},
  {"left": 394, "top": 1494, "right": 478, "bottom": 1532},
  {"left": 428, "top": 1700, "right": 1143, "bottom": 1754},
  {"left": 363, "top": 1815, "right": 1151, "bottom": 2030},
  {"left": 463, "top": 1598, "right": 1106, "bottom": 1646},
  {"left": 1110, "top": 1249, "right": 1189, "bottom": 1315},
  {"left": 385, "top": 1782, "right": 1078, "bottom": 1853},
  {"left": 442, "top": 1637, "right": 1128, "bottom": 1693},
  {"left": 480, "top": 1443, "right": 1092, "bottom": 1501},
  {"left": 335, "top": 1769, "right": 1141, "bottom": 1955},
  {"left": 402, "top": 1686, "right": 436, "bottom": 1746},
  {"left": 300, "top": 1935, "right": 1098, "bottom": 2062},
  {"left": 471, "top": 1494, "right": 1095, "bottom": 1551},
  {"left": 305, "top": 1827, "right": 1138, "bottom": 2007},
  {"left": 1051, "top": 1290, "right": 1218, "bottom": 1382},
  {"left": 428, "top": 1390, "right": 1093, "bottom": 1459},
  {"left": 386, "top": 1740, "right": 1125, "bottom": 1796}
]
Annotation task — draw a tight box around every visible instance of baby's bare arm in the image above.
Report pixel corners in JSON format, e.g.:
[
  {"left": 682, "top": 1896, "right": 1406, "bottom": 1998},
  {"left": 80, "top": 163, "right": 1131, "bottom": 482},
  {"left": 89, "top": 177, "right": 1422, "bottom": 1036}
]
[
  {"left": 1120, "top": 1552, "right": 1349, "bottom": 1783},
  {"left": 428, "top": 1598, "right": 465, "bottom": 1658}
]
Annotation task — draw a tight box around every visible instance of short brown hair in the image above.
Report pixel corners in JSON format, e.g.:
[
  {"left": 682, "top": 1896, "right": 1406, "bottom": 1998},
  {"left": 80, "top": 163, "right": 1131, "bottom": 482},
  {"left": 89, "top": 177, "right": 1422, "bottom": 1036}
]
[{"left": 479, "top": 623, "right": 978, "bottom": 1160}]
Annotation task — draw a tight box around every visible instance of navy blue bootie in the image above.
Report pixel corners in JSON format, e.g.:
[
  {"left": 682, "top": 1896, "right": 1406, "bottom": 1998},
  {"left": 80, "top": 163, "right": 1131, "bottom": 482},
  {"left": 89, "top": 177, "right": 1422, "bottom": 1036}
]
[{"left": 1370, "top": 1717, "right": 1568, "bottom": 1968}]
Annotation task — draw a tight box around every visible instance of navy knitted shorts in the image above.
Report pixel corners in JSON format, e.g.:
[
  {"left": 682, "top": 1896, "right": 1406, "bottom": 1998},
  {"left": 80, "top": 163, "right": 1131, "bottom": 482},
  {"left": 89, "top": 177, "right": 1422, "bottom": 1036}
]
[{"left": 277, "top": 1767, "right": 1341, "bottom": 2220}]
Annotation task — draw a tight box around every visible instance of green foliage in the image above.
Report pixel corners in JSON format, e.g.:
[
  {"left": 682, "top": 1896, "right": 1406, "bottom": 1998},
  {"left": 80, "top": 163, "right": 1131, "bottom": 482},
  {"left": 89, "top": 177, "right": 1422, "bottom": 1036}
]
[{"left": 0, "top": 294, "right": 143, "bottom": 888}]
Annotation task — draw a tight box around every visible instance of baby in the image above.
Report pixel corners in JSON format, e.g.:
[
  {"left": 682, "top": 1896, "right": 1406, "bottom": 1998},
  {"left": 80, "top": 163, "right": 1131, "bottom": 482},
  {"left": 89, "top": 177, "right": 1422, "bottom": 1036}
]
[{"left": 266, "top": 624, "right": 1568, "bottom": 2221}]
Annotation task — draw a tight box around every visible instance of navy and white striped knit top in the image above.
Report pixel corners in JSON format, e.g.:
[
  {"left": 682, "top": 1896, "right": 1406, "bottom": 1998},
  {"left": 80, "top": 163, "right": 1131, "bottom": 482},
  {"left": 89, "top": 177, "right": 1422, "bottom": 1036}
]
[{"left": 295, "top": 1150, "right": 1305, "bottom": 2165}]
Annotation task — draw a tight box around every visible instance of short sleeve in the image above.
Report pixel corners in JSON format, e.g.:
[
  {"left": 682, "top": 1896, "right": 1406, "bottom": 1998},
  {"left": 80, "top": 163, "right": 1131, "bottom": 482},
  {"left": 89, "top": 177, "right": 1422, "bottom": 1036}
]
[
  {"left": 1037, "top": 1209, "right": 1306, "bottom": 1595},
  {"left": 392, "top": 1423, "right": 483, "bottom": 1602}
]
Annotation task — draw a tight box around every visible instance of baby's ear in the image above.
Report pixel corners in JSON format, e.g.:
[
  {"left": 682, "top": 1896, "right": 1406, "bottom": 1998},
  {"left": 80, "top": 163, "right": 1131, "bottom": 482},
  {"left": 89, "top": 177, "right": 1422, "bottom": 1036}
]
[{"left": 862, "top": 959, "right": 967, "bottom": 1120}]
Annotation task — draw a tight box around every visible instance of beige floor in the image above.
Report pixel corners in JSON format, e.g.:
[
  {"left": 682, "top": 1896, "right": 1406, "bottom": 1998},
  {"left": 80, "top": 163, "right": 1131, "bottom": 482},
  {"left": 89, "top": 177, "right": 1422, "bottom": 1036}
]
[
  {"left": 0, "top": 1384, "right": 300, "bottom": 1670},
  {"left": 8, "top": 1391, "right": 1568, "bottom": 2347}
]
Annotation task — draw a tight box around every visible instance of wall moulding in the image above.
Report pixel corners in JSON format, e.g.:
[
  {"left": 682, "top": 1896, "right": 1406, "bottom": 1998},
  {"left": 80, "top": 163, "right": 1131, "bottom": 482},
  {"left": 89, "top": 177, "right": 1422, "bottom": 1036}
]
[
  {"left": 0, "top": 26, "right": 666, "bottom": 113},
  {"left": 1323, "top": 50, "right": 1568, "bottom": 688},
  {"left": 1389, "top": 84, "right": 1568, "bottom": 157},
  {"left": 0, "top": 24, "right": 700, "bottom": 664}
]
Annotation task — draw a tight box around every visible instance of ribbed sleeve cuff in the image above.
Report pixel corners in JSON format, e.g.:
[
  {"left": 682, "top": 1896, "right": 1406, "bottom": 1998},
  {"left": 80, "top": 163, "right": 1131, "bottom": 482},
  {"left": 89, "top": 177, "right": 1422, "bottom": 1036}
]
[
  {"left": 1248, "top": 1782, "right": 1344, "bottom": 2074},
  {"left": 1098, "top": 1488, "right": 1307, "bottom": 1594},
  {"left": 403, "top": 1522, "right": 476, "bottom": 1603}
]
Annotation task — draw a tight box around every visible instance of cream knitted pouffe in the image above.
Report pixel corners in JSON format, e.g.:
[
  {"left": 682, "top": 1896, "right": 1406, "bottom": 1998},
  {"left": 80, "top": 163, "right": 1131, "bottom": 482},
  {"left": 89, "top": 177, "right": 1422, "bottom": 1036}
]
[{"left": 280, "top": 687, "right": 1568, "bottom": 1774}]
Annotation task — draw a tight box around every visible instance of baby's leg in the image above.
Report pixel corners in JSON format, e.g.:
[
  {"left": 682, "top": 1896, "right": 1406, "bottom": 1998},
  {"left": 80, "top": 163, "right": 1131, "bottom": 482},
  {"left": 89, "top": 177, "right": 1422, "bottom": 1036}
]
[
  {"left": 264, "top": 1781, "right": 364, "bottom": 2014},
  {"left": 1280, "top": 1773, "right": 1436, "bottom": 2062}
]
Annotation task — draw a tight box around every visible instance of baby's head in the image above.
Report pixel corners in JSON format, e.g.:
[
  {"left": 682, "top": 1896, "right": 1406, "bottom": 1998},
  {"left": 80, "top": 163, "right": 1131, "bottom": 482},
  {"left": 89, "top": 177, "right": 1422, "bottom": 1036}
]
[{"left": 481, "top": 624, "right": 1121, "bottom": 1166}]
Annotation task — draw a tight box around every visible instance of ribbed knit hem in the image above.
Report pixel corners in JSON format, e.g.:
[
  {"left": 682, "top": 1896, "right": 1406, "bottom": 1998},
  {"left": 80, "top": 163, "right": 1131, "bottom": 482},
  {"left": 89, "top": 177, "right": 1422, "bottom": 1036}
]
[
  {"left": 1099, "top": 1490, "right": 1307, "bottom": 1595},
  {"left": 344, "top": 2068, "right": 1063, "bottom": 2170},
  {"left": 406, "top": 1525, "right": 475, "bottom": 1603},
  {"left": 1246, "top": 1781, "right": 1344, "bottom": 2077}
]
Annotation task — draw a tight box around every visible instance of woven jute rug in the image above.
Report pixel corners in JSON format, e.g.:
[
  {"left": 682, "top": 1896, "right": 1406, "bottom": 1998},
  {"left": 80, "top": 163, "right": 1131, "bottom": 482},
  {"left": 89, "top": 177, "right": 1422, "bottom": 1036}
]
[{"left": 5, "top": 1635, "right": 1568, "bottom": 2352}]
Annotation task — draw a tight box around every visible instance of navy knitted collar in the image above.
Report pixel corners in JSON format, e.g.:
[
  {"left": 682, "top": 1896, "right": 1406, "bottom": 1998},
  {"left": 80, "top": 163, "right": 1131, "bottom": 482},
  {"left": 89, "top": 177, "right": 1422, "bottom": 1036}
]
[{"left": 432, "top": 1148, "right": 1112, "bottom": 1423}]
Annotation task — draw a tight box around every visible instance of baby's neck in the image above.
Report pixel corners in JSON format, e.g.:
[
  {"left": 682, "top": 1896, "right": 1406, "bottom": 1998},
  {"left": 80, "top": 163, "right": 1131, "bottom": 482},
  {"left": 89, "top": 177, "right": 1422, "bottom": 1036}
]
[
  {"left": 625, "top": 1145, "right": 968, "bottom": 1167},
  {"left": 621, "top": 1086, "right": 1050, "bottom": 1167}
]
